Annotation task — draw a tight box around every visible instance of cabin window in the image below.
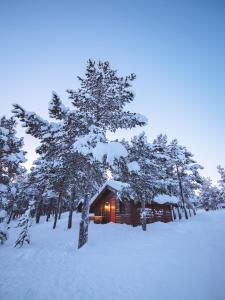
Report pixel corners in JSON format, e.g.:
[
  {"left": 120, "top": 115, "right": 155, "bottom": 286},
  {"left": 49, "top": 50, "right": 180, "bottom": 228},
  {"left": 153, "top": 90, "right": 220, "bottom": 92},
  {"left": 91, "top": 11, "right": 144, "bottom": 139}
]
[{"left": 119, "top": 201, "right": 125, "bottom": 213}]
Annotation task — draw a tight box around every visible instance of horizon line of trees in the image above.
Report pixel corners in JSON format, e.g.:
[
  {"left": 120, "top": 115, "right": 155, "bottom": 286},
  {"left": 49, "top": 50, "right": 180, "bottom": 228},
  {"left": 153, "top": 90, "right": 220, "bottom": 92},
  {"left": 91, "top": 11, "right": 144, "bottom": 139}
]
[{"left": 0, "top": 59, "right": 224, "bottom": 248}]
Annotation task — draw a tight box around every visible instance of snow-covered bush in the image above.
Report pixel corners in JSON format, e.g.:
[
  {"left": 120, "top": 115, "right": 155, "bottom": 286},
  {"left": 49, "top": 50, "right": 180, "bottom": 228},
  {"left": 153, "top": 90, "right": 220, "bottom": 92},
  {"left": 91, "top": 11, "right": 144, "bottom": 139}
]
[{"left": 14, "top": 209, "right": 32, "bottom": 248}]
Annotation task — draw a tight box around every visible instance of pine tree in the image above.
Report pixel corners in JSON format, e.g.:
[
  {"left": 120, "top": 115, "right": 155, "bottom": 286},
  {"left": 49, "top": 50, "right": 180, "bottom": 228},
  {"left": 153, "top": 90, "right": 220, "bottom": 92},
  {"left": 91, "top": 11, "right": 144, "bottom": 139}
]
[
  {"left": 217, "top": 166, "right": 225, "bottom": 206},
  {"left": 12, "top": 105, "right": 75, "bottom": 229},
  {"left": 14, "top": 208, "right": 32, "bottom": 247},
  {"left": 114, "top": 133, "right": 173, "bottom": 231},
  {"left": 167, "top": 139, "right": 203, "bottom": 219},
  {"left": 199, "top": 177, "right": 220, "bottom": 210},
  {"left": 67, "top": 60, "right": 147, "bottom": 132},
  {"left": 0, "top": 116, "right": 26, "bottom": 224},
  {"left": 13, "top": 60, "right": 147, "bottom": 248},
  {"left": 70, "top": 60, "right": 147, "bottom": 246}
]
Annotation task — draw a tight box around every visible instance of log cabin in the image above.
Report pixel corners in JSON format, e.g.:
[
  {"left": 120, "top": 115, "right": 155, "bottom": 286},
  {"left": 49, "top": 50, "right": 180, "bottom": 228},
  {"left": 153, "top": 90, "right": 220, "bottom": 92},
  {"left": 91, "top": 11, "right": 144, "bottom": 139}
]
[{"left": 90, "top": 180, "right": 175, "bottom": 226}]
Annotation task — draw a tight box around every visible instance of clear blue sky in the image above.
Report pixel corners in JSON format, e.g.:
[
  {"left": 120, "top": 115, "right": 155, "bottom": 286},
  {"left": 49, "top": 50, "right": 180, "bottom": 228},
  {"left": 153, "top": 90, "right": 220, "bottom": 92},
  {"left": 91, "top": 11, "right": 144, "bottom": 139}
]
[{"left": 1, "top": 0, "right": 225, "bottom": 183}]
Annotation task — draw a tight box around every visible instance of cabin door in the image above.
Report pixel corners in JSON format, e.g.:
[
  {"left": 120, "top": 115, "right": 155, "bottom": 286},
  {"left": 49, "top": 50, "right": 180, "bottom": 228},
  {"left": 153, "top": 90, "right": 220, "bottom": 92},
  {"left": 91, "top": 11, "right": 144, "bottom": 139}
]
[
  {"left": 102, "top": 201, "right": 110, "bottom": 223},
  {"left": 102, "top": 198, "right": 116, "bottom": 223}
]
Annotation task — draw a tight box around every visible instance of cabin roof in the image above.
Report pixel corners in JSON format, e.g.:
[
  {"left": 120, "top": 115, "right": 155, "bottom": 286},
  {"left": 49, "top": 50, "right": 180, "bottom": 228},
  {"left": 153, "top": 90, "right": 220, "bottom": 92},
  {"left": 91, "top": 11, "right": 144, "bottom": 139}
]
[
  {"left": 90, "top": 180, "right": 180, "bottom": 208},
  {"left": 90, "top": 179, "right": 129, "bottom": 206}
]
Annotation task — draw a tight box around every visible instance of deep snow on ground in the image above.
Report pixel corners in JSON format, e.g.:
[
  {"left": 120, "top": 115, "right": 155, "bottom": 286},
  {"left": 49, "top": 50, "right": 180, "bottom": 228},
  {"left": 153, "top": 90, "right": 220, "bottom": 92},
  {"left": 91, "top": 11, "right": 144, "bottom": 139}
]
[{"left": 1, "top": 210, "right": 225, "bottom": 300}]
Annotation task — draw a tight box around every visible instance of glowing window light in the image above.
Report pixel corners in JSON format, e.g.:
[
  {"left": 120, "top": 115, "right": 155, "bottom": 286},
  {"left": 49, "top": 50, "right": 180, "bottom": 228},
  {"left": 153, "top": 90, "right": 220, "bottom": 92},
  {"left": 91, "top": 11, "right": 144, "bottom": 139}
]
[{"left": 104, "top": 202, "right": 110, "bottom": 211}]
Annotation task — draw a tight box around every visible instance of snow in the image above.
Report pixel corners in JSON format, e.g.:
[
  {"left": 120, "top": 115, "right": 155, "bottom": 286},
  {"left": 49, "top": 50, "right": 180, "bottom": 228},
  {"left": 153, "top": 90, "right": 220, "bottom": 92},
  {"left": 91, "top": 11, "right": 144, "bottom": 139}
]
[
  {"left": 73, "top": 129, "right": 100, "bottom": 156},
  {"left": 0, "top": 183, "right": 8, "bottom": 193},
  {"left": 1, "top": 210, "right": 225, "bottom": 300},
  {"left": 0, "top": 209, "right": 7, "bottom": 218},
  {"left": 154, "top": 194, "right": 179, "bottom": 204},
  {"left": 0, "top": 127, "right": 9, "bottom": 136},
  {"left": 127, "top": 161, "right": 140, "bottom": 172},
  {"left": 90, "top": 179, "right": 129, "bottom": 205},
  {"left": 10, "top": 185, "right": 17, "bottom": 196},
  {"left": 135, "top": 113, "right": 148, "bottom": 125},
  {"left": 105, "top": 179, "right": 129, "bottom": 192},
  {"left": 42, "top": 133, "right": 52, "bottom": 139},
  {"left": 4, "top": 152, "right": 26, "bottom": 163},
  {"left": 92, "top": 141, "right": 128, "bottom": 164},
  {"left": 73, "top": 128, "right": 128, "bottom": 164},
  {"left": 48, "top": 100, "right": 69, "bottom": 114}
]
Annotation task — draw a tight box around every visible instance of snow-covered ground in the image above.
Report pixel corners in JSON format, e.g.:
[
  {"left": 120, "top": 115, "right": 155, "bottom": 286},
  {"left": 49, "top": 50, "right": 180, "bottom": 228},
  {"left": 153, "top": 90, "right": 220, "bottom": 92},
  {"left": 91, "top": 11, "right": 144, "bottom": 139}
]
[{"left": 1, "top": 210, "right": 225, "bottom": 300}]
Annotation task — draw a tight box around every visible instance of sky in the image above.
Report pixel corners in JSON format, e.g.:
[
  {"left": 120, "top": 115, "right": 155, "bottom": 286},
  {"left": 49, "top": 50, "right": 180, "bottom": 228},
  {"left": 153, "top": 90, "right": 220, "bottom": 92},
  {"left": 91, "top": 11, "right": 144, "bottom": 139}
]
[{"left": 0, "top": 0, "right": 225, "bottom": 183}]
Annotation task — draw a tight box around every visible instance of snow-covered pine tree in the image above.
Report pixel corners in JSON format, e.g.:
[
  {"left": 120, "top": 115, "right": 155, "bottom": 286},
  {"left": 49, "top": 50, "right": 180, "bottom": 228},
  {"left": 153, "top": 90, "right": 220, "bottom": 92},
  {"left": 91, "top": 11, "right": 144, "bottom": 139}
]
[
  {"left": 68, "top": 60, "right": 147, "bottom": 246},
  {"left": 167, "top": 139, "right": 203, "bottom": 218},
  {"left": 126, "top": 133, "right": 153, "bottom": 231},
  {"left": 115, "top": 133, "right": 172, "bottom": 231},
  {"left": 199, "top": 177, "right": 220, "bottom": 210},
  {"left": 13, "top": 91, "right": 103, "bottom": 232},
  {"left": 14, "top": 200, "right": 35, "bottom": 248},
  {"left": 73, "top": 126, "right": 132, "bottom": 247},
  {"left": 13, "top": 60, "right": 147, "bottom": 247},
  {"left": 0, "top": 116, "right": 26, "bottom": 225},
  {"left": 12, "top": 176, "right": 36, "bottom": 248},
  {"left": 11, "top": 174, "right": 30, "bottom": 219},
  {"left": 152, "top": 134, "right": 177, "bottom": 195},
  {"left": 217, "top": 166, "right": 225, "bottom": 203},
  {"left": 67, "top": 60, "right": 146, "bottom": 132},
  {"left": 12, "top": 104, "right": 74, "bottom": 229},
  {"left": 199, "top": 178, "right": 212, "bottom": 210},
  {"left": 217, "top": 165, "right": 225, "bottom": 186}
]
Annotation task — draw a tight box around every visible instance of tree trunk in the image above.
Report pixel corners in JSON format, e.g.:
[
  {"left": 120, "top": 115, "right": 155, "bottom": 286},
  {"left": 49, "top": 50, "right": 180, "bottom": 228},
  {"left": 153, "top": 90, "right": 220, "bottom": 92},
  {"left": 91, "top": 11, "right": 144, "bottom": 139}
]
[
  {"left": 188, "top": 206, "right": 192, "bottom": 217},
  {"left": 68, "top": 186, "right": 77, "bottom": 229},
  {"left": 140, "top": 198, "right": 147, "bottom": 231},
  {"left": 172, "top": 205, "right": 176, "bottom": 220},
  {"left": 7, "top": 210, "right": 13, "bottom": 224},
  {"left": 53, "top": 193, "right": 62, "bottom": 229},
  {"left": 176, "top": 165, "right": 188, "bottom": 220},
  {"left": 68, "top": 206, "right": 73, "bottom": 230},
  {"left": 46, "top": 211, "right": 51, "bottom": 222},
  {"left": 35, "top": 191, "right": 44, "bottom": 224},
  {"left": 188, "top": 202, "right": 196, "bottom": 216},
  {"left": 177, "top": 206, "right": 182, "bottom": 220},
  {"left": 58, "top": 198, "right": 63, "bottom": 220},
  {"left": 78, "top": 193, "right": 89, "bottom": 249},
  {"left": 192, "top": 207, "right": 196, "bottom": 215}
]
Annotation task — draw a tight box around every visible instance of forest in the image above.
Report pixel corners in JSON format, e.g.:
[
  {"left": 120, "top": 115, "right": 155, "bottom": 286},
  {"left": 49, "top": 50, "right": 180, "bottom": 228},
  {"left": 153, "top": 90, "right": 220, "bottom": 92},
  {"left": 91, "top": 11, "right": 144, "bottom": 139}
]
[{"left": 0, "top": 60, "right": 225, "bottom": 249}]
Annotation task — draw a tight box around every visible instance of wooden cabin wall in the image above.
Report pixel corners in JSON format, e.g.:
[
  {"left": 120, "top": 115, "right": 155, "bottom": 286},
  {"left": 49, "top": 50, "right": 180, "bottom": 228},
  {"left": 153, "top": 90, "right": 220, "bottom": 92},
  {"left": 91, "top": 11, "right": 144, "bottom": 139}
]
[
  {"left": 115, "top": 198, "right": 131, "bottom": 224},
  {"left": 110, "top": 196, "right": 116, "bottom": 223},
  {"left": 91, "top": 189, "right": 173, "bottom": 225},
  {"left": 91, "top": 190, "right": 117, "bottom": 223},
  {"left": 121, "top": 200, "right": 173, "bottom": 226}
]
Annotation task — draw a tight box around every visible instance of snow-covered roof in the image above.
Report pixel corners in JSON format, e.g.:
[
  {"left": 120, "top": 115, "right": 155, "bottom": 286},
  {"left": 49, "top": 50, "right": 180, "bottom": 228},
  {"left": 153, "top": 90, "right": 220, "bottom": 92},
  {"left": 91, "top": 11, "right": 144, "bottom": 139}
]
[
  {"left": 154, "top": 194, "right": 179, "bottom": 204},
  {"left": 90, "top": 179, "right": 129, "bottom": 205}
]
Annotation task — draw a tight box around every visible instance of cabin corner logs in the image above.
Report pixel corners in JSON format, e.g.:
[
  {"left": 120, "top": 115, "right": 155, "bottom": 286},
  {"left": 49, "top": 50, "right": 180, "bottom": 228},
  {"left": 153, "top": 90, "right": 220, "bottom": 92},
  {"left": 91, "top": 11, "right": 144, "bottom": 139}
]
[{"left": 89, "top": 185, "right": 174, "bottom": 226}]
